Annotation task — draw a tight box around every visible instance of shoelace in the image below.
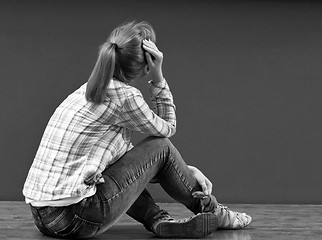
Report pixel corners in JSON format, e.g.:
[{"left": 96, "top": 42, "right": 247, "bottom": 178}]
[
  {"left": 216, "top": 204, "right": 250, "bottom": 229},
  {"left": 216, "top": 203, "right": 230, "bottom": 211},
  {"left": 152, "top": 210, "right": 174, "bottom": 223}
]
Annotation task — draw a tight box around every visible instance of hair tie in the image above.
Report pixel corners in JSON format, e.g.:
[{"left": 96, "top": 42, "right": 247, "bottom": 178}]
[{"left": 111, "top": 42, "right": 118, "bottom": 50}]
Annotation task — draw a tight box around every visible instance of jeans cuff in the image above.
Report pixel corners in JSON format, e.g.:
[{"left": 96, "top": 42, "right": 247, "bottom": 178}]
[{"left": 200, "top": 195, "right": 218, "bottom": 213}]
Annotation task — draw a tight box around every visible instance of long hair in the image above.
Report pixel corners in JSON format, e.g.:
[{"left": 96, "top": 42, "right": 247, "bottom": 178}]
[{"left": 86, "top": 21, "right": 156, "bottom": 104}]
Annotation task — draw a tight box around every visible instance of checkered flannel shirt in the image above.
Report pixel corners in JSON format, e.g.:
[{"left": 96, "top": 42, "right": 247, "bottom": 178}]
[{"left": 23, "top": 79, "right": 176, "bottom": 201}]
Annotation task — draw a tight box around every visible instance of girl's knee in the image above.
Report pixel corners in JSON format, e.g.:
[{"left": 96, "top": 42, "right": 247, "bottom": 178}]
[{"left": 142, "top": 136, "right": 172, "bottom": 148}]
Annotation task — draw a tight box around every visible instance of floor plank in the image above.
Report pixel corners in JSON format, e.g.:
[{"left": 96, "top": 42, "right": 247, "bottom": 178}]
[{"left": 1, "top": 201, "right": 321, "bottom": 239}]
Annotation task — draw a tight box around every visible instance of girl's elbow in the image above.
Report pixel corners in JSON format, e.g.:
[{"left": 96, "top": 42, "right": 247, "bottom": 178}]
[{"left": 164, "top": 123, "right": 176, "bottom": 138}]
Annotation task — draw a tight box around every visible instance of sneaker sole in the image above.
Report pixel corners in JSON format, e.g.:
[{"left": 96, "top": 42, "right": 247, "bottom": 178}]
[{"left": 155, "top": 212, "right": 218, "bottom": 239}]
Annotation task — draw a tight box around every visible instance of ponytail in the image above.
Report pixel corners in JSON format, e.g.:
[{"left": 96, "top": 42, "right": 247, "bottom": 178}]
[
  {"left": 86, "top": 21, "right": 156, "bottom": 104},
  {"left": 85, "top": 42, "right": 117, "bottom": 103}
]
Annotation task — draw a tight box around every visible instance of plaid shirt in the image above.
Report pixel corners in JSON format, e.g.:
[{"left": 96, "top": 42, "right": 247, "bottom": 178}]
[{"left": 23, "top": 79, "right": 176, "bottom": 201}]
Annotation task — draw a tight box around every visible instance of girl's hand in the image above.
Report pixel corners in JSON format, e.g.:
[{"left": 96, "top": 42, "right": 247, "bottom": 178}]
[
  {"left": 142, "top": 39, "right": 164, "bottom": 83},
  {"left": 188, "top": 165, "right": 213, "bottom": 196}
]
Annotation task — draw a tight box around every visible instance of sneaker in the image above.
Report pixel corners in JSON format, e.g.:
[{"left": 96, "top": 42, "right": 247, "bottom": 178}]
[
  {"left": 193, "top": 191, "right": 252, "bottom": 230},
  {"left": 151, "top": 211, "right": 218, "bottom": 238},
  {"left": 214, "top": 204, "right": 252, "bottom": 230}
]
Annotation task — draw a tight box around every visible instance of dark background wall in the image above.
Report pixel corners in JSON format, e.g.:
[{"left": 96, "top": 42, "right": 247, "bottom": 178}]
[{"left": 1, "top": 0, "right": 322, "bottom": 204}]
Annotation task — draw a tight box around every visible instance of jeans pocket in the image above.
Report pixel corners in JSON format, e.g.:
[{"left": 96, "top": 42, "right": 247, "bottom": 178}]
[
  {"left": 32, "top": 205, "right": 101, "bottom": 238},
  {"left": 54, "top": 214, "right": 101, "bottom": 238}
]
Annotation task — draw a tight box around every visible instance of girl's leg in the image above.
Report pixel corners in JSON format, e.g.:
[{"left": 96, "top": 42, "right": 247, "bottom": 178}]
[
  {"left": 88, "top": 136, "right": 218, "bottom": 236},
  {"left": 106, "top": 136, "right": 250, "bottom": 232},
  {"left": 30, "top": 136, "right": 249, "bottom": 239},
  {"left": 126, "top": 188, "right": 164, "bottom": 231}
]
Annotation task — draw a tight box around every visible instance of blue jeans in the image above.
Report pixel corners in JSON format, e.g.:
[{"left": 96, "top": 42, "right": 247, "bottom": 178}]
[{"left": 30, "top": 137, "right": 218, "bottom": 238}]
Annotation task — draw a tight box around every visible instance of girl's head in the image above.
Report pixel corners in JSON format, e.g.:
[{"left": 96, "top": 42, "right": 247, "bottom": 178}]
[{"left": 86, "top": 21, "right": 156, "bottom": 103}]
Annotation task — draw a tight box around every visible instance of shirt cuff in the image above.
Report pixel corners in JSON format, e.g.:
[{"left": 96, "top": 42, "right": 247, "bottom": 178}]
[
  {"left": 148, "top": 78, "right": 169, "bottom": 96},
  {"left": 148, "top": 78, "right": 167, "bottom": 89}
]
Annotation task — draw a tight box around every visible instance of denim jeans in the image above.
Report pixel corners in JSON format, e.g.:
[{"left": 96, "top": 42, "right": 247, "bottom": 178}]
[{"left": 30, "top": 137, "right": 218, "bottom": 238}]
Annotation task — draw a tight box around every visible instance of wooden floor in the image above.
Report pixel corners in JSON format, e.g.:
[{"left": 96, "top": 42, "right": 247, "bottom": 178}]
[{"left": 1, "top": 201, "right": 322, "bottom": 240}]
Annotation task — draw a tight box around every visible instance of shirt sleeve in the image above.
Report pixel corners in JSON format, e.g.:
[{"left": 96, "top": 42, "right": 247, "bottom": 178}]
[{"left": 117, "top": 79, "right": 176, "bottom": 137}]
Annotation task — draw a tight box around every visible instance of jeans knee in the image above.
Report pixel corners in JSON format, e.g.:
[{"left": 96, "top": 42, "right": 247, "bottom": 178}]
[{"left": 144, "top": 136, "right": 173, "bottom": 149}]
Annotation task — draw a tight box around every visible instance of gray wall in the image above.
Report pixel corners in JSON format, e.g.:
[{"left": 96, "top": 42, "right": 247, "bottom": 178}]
[{"left": 1, "top": 0, "right": 322, "bottom": 204}]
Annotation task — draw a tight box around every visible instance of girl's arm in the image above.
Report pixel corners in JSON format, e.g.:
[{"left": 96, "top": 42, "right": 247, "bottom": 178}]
[
  {"left": 117, "top": 40, "right": 176, "bottom": 137},
  {"left": 188, "top": 165, "right": 213, "bottom": 196}
]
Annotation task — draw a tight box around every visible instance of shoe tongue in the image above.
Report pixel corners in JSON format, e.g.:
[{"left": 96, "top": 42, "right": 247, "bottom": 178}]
[{"left": 154, "top": 210, "right": 172, "bottom": 221}]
